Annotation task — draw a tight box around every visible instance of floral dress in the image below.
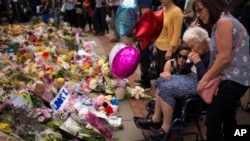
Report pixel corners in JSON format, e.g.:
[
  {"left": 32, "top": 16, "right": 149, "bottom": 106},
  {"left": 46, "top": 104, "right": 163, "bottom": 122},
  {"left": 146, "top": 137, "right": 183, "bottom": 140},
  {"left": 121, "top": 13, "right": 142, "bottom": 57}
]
[{"left": 154, "top": 53, "right": 210, "bottom": 108}]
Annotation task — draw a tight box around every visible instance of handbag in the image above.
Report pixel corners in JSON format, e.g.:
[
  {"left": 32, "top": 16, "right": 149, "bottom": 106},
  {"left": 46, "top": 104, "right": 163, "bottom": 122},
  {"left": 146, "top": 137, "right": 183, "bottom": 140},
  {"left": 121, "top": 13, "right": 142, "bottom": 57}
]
[
  {"left": 60, "top": 3, "right": 66, "bottom": 13},
  {"left": 200, "top": 76, "right": 221, "bottom": 104},
  {"left": 76, "top": 7, "right": 83, "bottom": 14},
  {"left": 199, "top": 27, "right": 244, "bottom": 104},
  {"left": 148, "top": 60, "right": 159, "bottom": 79}
]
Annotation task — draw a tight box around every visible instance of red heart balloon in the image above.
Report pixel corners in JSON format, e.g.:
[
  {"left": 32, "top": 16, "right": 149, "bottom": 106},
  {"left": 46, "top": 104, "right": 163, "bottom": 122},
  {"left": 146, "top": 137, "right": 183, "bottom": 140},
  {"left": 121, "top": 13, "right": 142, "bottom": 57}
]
[
  {"left": 135, "top": 10, "right": 163, "bottom": 50},
  {"left": 154, "top": 10, "right": 163, "bottom": 24}
]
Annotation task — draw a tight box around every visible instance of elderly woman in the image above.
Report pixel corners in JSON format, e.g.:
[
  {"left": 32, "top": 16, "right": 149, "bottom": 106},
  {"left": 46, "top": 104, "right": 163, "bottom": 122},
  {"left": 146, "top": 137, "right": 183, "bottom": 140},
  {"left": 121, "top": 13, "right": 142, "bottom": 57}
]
[
  {"left": 136, "top": 26, "right": 210, "bottom": 140},
  {"left": 192, "top": 0, "right": 250, "bottom": 140}
]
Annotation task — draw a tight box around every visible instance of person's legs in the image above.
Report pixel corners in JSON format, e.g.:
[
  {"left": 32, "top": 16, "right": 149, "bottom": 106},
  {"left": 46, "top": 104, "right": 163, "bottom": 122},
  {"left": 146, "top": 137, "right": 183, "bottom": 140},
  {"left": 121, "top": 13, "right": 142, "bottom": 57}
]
[
  {"left": 110, "top": 6, "right": 120, "bottom": 42},
  {"left": 152, "top": 89, "right": 163, "bottom": 122},
  {"left": 149, "top": 96, "right": 174, "bottom": 140},
  {"left": 87, "top": 15, "right": 93, "bottom": 31},
  {"left": 156, "top": 48, "right": 167, "bottom": 74},
  {"left": 139, "top": 46, "right": 151, "bottom": 89},
  {"left": 99, "top": 7, "right": 107, "bottom": 35},
  {"left": 136, "top": 89, "right": 162, "bottom": 129},
  {"left": 92, "top": 8, "right": 100, "bottom": 34},
  {"left": 160, "top": 98, "right": 174, "bottom": 132},
  {"left": 54, "top": 8, "right": 60, "bottom": 26},
  {"left": 206, "top": 80, "right": 248, "bottom": 141}
]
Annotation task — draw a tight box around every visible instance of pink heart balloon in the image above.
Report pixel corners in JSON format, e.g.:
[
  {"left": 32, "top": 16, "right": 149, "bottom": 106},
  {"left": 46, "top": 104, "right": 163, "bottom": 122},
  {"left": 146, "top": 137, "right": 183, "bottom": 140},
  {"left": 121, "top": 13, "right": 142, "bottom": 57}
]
[{"left": 111, "top": 46, "right": 140, "bottom": 78}]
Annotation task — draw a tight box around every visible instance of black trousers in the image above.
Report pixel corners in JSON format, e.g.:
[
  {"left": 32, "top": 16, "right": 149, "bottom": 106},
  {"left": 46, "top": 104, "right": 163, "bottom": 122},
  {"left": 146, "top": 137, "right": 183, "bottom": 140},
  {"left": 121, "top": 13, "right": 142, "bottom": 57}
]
[
  {"left": 155, "top": 48, "right": 167, "bottom": 73},
  {"left": 137, "top": 41, "right": 151, "bottom": 87},
  {"left": 205, "top": 80, "right": 248, "bottom": 141}
]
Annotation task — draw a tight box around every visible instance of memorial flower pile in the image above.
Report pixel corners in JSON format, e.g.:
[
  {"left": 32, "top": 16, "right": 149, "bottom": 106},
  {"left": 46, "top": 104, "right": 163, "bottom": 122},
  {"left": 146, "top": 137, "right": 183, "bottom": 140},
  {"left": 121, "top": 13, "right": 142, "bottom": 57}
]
[{"left": 0, "top": 22, "right": 129, "bottom": 141}]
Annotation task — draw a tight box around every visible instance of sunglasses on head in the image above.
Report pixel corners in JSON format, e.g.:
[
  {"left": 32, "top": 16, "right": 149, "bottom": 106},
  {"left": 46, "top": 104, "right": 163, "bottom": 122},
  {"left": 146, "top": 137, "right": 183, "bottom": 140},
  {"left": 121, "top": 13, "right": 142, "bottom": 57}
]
[{"left": 177, "top": 54, "right": 188, "bottom": 60}]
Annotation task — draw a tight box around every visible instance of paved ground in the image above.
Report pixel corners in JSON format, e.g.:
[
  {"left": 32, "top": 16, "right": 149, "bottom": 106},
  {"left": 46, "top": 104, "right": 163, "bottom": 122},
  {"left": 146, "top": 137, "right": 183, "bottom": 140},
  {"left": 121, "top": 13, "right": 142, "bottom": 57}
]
[{"left": 89, "top": 29, "right": 250, "bottom": 141}]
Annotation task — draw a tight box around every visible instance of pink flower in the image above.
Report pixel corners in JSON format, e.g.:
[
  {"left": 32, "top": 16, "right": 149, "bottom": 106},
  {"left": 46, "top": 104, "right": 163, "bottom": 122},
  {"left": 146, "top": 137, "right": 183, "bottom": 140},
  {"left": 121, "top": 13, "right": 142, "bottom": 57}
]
[
  {"left": 38, "top": 116, "right": 45, "bottom": 122},
  {"left": 43, "top": 112, "right": 51, "bottom": 118}
]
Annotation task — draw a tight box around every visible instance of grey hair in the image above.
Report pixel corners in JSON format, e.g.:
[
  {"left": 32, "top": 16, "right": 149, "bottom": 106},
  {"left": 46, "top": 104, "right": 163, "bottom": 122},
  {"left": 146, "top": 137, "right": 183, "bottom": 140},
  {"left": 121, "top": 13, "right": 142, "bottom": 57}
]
[{"left": 182, "top": 26, "right": 210, "bottom": 43}]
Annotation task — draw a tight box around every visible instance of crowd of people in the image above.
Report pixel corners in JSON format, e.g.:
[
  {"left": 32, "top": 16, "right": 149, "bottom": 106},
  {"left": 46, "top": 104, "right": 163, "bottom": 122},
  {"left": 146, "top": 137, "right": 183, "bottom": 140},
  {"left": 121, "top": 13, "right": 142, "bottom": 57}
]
[
  {"left": 0, "top": 0, "right": 123, "bottom": 42},
  {"left": 132, "top": 0, "right": 250, "bottom": 141}
]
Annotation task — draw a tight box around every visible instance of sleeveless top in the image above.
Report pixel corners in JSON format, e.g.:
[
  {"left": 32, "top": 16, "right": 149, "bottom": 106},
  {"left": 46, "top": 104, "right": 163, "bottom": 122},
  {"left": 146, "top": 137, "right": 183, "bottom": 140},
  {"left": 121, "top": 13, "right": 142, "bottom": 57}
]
[
  {"left": 170, "top": 59, "right": 191, "bottom": 75},
  {"left": 210, "top": 12, "right": 250, "bottom": 86}
]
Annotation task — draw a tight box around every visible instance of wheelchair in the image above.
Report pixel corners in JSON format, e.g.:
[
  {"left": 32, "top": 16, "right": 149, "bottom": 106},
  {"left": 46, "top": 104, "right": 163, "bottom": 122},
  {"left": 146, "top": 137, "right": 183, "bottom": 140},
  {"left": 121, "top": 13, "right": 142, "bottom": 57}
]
[{"left": 134, "top": 93, "right": 208, "bottom": 141}]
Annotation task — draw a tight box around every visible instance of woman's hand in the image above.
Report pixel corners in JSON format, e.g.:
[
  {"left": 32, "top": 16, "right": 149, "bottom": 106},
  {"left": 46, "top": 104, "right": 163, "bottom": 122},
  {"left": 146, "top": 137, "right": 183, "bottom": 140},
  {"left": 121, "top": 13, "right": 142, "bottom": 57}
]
[
  {"left": 188, "top": 52, "right": 201, "bottom": 64},
  {"left": 197, "top": 78, "right": 208, "bottom": 94},
  {"left": 165, "top": 51, "right": 172, "bottom": 60},
  {"left": 153, "top": 47, "right": 157, "bottom": 56},
  {"left": 160, "top": 71, "right": 172, "bottom": 80}
]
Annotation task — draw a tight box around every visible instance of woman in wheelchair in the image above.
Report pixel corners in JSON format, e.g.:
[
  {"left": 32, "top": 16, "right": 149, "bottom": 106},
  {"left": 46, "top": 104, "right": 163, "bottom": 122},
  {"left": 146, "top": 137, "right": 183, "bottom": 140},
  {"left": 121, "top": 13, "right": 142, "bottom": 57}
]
[{"left": 136, "top": 26, "right": 210, "bottom": 140}]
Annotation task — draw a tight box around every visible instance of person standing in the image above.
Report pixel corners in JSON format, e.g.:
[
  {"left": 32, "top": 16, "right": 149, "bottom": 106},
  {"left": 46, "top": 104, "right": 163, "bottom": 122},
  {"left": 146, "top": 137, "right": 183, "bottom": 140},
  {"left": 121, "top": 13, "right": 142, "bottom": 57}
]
[
  {"left": 106, "top": 0, "right": 122, "bottom": 42},
  {"left": 28, "top": 0, "right": 41, "bottom": 20},
  {"left": 229, "top": 0, "right": 250, "bottom": 113},
  {"left": 64, "top": 0, "right": 75, "bottom": 27},
  {"left": 182, "top": 0, "right": 195, "bottom": 36},
  {"left": 132, "top": 0, "right": 153, "bottom": 90},
  {"left": 153, "top": 0, "right": 183, "bottom": 75},
  {"left": 92, "top": 0, "right": 107, "bottom": 36},
  {"left": 75, "top": 0, "right": 85, "bottom": 29},
  {"left": 193, "top": 0, "right": 250, "bottom": 140},
  {"left": 83, "top": 0, "right": 95, "bottom": 32}
]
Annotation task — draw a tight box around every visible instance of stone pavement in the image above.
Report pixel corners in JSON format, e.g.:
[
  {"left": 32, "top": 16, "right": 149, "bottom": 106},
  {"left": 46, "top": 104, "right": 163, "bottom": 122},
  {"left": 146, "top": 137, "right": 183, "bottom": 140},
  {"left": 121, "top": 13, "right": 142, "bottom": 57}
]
[{"left": 85, "top": 30, "right": 250, "bottom": 141}]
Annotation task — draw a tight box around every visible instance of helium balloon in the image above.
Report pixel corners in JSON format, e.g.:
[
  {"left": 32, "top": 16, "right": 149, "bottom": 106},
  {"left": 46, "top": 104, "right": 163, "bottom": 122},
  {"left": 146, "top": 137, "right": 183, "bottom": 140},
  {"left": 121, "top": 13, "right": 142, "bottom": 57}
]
[
  {"left": 109, "top": 43, "right": 126, "bottom": 66},
  {"left": 154, "top": 10, "right": 164, "bottom": 24},
  {"left": 115, "top": 0, "right": 139, "bottom": 36},
  {"left": 135, "top": 10, "right": 163, "bottom": 50},
  {"left": 111, "top": 46, "right": 140, "bottom": 78}
]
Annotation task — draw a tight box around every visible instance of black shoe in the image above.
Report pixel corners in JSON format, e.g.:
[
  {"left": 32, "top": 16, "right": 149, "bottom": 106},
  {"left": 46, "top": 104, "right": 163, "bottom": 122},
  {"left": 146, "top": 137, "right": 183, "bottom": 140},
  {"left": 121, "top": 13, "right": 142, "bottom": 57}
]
[
  {"left": 94, "top": 32, "right": 99, "bottom": 35},
  {"left": 149, "top": 128, "right": 166, "bottom": 140},
  {"left": 136, "top": 118, "right": 162, "bottom": 130},
  {"left": 98, "top": 32, "right": 105, "bottom": 36},
  {"left": 110, "top": 38, "right": 120, "bottom": 42},
  {"left": 134, "top": 79, "right": 142, "bottom": 84}
]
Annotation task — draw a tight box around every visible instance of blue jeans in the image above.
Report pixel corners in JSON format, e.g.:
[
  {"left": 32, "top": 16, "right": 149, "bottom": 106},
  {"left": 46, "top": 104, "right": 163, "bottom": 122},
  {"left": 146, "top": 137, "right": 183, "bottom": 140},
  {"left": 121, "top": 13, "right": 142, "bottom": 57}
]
[{"left": 52, "top": 8, "right": 60, "bottom": 26}]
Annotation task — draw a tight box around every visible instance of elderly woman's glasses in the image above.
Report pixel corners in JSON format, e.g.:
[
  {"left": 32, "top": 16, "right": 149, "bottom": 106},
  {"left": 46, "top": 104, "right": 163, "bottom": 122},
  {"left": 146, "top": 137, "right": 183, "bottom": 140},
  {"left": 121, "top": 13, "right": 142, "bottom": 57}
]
[
  {"left": 195, "top": 7, "right": 204, "bottom": 13},
  {"left": 177, "top": 54, "right": 188, "bottom": 60}
]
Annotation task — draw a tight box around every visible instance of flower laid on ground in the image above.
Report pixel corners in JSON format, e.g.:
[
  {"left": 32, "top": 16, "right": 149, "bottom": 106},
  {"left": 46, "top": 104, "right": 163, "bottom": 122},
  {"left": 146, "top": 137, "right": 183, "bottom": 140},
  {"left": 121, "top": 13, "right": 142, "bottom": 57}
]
[
  {"left": 129, "top": 86, "right": 152, "bottom": 100},
  {"left": 130, "top": 86, "right": 145, "bottom": 100},
  {"left": 0, "top": 22, "right": 130, "bottom": 141}
]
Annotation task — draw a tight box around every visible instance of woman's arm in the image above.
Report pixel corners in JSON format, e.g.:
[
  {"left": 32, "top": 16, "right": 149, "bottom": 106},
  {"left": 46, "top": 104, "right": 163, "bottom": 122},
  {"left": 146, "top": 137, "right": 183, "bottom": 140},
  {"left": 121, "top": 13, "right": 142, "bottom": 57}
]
[
  {"left": 160, "top": 60, "right": 172, "bottom": 80},
  {"left": 197, "top": 18, "right": 233, "bottom": 92}
]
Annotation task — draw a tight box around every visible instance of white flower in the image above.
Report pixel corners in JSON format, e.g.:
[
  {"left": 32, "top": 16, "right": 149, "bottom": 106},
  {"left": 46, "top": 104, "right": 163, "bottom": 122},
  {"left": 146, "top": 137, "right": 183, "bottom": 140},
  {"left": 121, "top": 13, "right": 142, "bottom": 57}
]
[
  {"left": 49, "top": 18, "right": 54, "bottom": 23},
  {"left": 89, "top": 78, "right": 97, "bottom": 89},
  {"left": 131, "top": 86, "right": 145, "bottom": 100}
]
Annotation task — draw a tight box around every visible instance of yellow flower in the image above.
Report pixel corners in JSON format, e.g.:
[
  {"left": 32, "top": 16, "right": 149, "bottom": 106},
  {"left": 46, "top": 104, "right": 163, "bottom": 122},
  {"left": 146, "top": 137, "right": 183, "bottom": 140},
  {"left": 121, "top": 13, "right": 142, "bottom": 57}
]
[
  {"left": 68, "top": 51, "right": 74, "bottom": 58},
  {"left": 70, "top": 64, "right": 76, "bottom": 69},
  {"left": 97, "top": 58, "right": 106, "bottom": 66},
  {"left": 19, "top": 93, "right": 27, "bottom": 98},
  {"left": 0, "top": 123, "right": 12, "bottom": 133},
  {"left": 82, "top": 64, "right": 90, "bottom": 71},
  {"left": 61, "top": 55, "right": 68, "bottom": 62}
]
